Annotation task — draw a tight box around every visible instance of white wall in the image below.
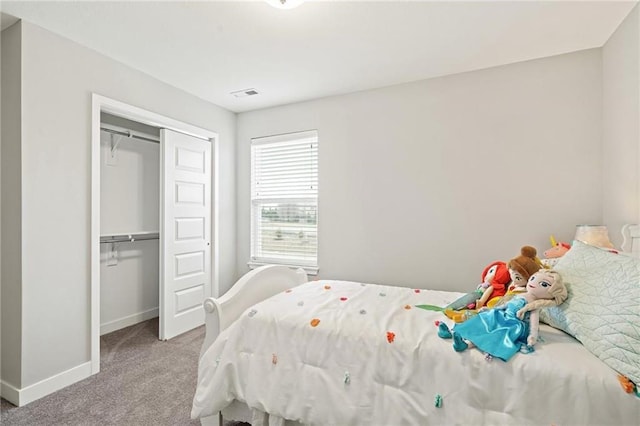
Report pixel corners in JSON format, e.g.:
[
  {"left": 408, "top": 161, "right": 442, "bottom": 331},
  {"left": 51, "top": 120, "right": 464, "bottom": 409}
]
[
  {"left": 99, "top": 240, "right": 159, "bottom": 333},
  {"left": 13, "top": 21, "right": 236, "bottom": 390},
  {"left": 1, "top": 21, "right": 22, "bottom": 391},
  {"left": 238, "top": 49, "right": 603, "bottom": 291},
  {"left": 602, "top": 4, "right": 640, "bottom": 247},
  {"left": 100, "top": 130, "right": 159, "bottom": 236}
]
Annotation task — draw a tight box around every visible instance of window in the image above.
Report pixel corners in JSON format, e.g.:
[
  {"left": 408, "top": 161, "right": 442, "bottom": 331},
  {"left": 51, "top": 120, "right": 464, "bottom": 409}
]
[{"left": 250, "top": 130, "right": 318, "bottom": 272}]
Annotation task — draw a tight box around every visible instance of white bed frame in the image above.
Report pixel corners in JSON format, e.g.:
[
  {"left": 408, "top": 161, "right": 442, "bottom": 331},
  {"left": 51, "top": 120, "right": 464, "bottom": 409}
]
[
  {"left": 199, "top": 224, "right": 640, "bottom": 426},
  {"left": 621, "top": 223, "right": 640, "bottom": 256},
  {"left": 202, "top": 265, "right": 308, "bottom": 356},
  {"left": 200, "top": 265, "right": 308, "bottom": 426}
]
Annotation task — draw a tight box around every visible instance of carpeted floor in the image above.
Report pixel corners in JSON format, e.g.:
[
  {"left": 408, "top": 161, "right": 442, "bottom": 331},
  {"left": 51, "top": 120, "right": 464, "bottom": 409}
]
[{"left": 0, "top": 318, "right": 244, "bottom": 426}]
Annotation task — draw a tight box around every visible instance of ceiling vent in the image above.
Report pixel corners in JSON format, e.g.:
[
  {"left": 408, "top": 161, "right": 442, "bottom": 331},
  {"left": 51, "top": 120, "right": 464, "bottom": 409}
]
[{"left": 231, "top": 88, "right": 259, "bottom": 98}]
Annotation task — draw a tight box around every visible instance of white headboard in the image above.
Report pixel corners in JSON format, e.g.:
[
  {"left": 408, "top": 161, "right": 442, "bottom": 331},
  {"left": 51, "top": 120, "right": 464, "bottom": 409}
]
[{"left": 620, "top": 224, "right": 640, "bottom": 257}]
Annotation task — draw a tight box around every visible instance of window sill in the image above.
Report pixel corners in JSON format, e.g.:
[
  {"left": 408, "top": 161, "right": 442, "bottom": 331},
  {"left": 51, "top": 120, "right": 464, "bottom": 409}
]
[{"left": 247, "top": 261, "right": 319, "bottom": 276}]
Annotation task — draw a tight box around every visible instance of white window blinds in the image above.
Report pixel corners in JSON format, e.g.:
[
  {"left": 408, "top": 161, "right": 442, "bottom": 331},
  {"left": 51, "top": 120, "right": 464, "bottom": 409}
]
[{"left": 251, "top": 130, "right": 318, "bottom": 268}]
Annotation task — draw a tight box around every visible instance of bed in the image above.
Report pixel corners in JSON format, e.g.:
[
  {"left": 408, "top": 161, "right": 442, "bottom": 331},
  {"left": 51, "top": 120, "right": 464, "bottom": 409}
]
[{"left": 192, "top": 225, "right": 640, "bottom": 426}]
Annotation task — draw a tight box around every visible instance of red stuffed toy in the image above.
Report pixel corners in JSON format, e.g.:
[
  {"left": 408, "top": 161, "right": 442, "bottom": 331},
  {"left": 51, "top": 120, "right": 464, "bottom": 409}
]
[
  {"left": 444, "top": 261, "right": 511, "bottom": 314},
  {"left": 476, "top": 261, "right": 511, "bottom": 308}
]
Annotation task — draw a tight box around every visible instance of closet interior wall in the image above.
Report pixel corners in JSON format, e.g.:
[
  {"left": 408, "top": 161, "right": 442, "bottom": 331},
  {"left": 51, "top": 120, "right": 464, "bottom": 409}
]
[{"left": 99, "top": 113, "right": 160, "bottom": 335}]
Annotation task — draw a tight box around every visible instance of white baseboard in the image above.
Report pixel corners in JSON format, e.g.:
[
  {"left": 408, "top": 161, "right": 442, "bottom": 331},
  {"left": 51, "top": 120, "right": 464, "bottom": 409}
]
[
  {"left": 1, "top": 380, "right": 20, "bottom": 405},
  {"left": 100, "top": 307, "right": 159, "bottom": 335},
  {"left": 1, "top": 361, "right": 92, "bottom": 406}
]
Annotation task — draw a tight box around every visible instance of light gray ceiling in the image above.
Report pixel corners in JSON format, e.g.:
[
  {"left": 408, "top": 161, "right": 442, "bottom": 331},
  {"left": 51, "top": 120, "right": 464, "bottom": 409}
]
[{"left": 1, "top": 0, "right": 636, "bottom": 113}]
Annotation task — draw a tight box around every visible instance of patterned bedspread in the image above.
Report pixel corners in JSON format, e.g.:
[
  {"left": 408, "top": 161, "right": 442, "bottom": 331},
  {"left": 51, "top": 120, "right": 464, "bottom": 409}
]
[{"left": 192, "top": 280, "right": 639, "bottom": 425}]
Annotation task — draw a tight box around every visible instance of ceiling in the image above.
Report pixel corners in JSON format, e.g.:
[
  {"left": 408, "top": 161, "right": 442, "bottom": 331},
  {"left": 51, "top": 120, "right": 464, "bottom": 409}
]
[{"left": 0, "top": 0, "right": 637, "bottom": 113}]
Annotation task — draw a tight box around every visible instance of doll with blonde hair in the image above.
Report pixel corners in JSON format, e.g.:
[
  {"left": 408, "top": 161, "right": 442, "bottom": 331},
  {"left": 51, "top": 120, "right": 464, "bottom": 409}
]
[{"left": 438, "top": 269, "right": 567, "bottom": 361}]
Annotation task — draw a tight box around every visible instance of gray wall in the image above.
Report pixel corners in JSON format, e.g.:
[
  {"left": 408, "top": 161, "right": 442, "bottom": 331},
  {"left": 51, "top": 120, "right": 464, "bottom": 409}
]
[
  {"left": 603, "top": 4, "right": 640, "bottom": 246},
  {"left": 4, "top": 5, "right": 640, "bottom": 403},
  {"left": 1, "top": 21, "right": 23, "bottom": 390},
  {"left": 0, "top": 15, "right": 2, "bottom": 395},
  {"left": 237, "top": 49, "right": 604, "bottom": 291},
  {"left": 14, "top": 21, "right": 236, "bottom": 387}
]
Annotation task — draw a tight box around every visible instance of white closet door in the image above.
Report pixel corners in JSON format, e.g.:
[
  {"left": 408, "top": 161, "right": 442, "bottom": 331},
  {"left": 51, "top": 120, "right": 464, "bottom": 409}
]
[{"left": 160, "top": 129, "right": 212, "bottom": 340}]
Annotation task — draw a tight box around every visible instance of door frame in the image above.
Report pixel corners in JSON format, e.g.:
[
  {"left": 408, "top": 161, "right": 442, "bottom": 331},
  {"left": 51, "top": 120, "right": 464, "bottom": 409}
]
[{"left": 90, "top": 94, "right": 220, "bottom": 374}]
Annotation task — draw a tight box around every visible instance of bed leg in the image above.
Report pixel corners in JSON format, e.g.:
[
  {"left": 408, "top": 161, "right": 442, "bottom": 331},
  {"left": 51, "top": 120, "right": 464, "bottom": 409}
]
[{"left": 200, "top": 412, "right": 222, "bottom": 426}]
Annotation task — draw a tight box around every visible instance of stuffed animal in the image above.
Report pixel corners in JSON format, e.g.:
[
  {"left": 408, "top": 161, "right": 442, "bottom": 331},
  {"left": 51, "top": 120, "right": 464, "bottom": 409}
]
[
  {"left": 544, "top": 242, "right": 570, "bottom": 259},
  {"left": 507, "top": 246, "right": 542, "bottom": 292},
  {"left": 475, "top": 260, "right": 512, "bottom": 308},
  {"left": 542, "top": 236, "right": 571, "bottom": 268},
  {"left": 437, "top": 269, "right": 567, "bottom": 361},
  {"left": 443, "top": 261, "right": 511, "bottom": 314},
  {"left": 489, "top": 246, "right": 542, "bottom": 308}
]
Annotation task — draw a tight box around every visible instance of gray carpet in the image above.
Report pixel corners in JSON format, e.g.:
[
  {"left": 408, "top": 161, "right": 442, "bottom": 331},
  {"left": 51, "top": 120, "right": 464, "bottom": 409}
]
[{"left": 0, "top": 318, "right": 244, "bottom": 426}]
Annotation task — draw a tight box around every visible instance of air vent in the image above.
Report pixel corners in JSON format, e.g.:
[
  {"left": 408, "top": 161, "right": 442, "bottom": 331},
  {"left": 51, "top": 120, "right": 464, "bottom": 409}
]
[{"left": 231, "top": 88, "right": 259, "bottom": 98}]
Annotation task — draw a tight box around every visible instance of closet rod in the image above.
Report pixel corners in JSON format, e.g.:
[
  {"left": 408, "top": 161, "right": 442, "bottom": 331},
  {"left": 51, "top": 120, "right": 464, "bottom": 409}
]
[
  {"left": 100, "top": 126, "right": 160, "bottom": 144},
  {"left": 100, "top": 232, "right": 160, "bottom": 244}
]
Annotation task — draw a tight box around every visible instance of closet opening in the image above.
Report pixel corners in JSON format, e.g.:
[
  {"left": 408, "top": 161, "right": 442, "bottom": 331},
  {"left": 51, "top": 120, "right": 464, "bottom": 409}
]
[
  {"left": 99, "top": 114, "right": 161, "bottom": 336},
  {"left": 91, "top": 94, "right": 219, "bottom": 375}
]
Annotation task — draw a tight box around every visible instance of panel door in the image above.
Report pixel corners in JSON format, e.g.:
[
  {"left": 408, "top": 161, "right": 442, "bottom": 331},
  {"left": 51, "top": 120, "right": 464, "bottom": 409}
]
[{"left": 160, "top": 129, "right": 212, "bottom": 340}]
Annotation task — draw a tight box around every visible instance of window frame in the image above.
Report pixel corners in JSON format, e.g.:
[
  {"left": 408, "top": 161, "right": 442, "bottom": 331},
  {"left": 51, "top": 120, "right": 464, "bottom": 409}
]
[{"left": 248, "top": 130, "right": 319, "bottom": 275}]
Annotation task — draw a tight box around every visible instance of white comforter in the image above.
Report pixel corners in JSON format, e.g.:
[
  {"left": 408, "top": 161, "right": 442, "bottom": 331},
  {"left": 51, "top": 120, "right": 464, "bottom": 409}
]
[{"left": 192, "top": 280, "right": 640, "bottom": 425}]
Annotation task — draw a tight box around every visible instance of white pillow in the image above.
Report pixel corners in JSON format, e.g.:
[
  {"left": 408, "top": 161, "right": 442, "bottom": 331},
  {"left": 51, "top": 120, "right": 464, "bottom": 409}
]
[{"left": 540, "top": 240, "right": 640, "bottom": 384}]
